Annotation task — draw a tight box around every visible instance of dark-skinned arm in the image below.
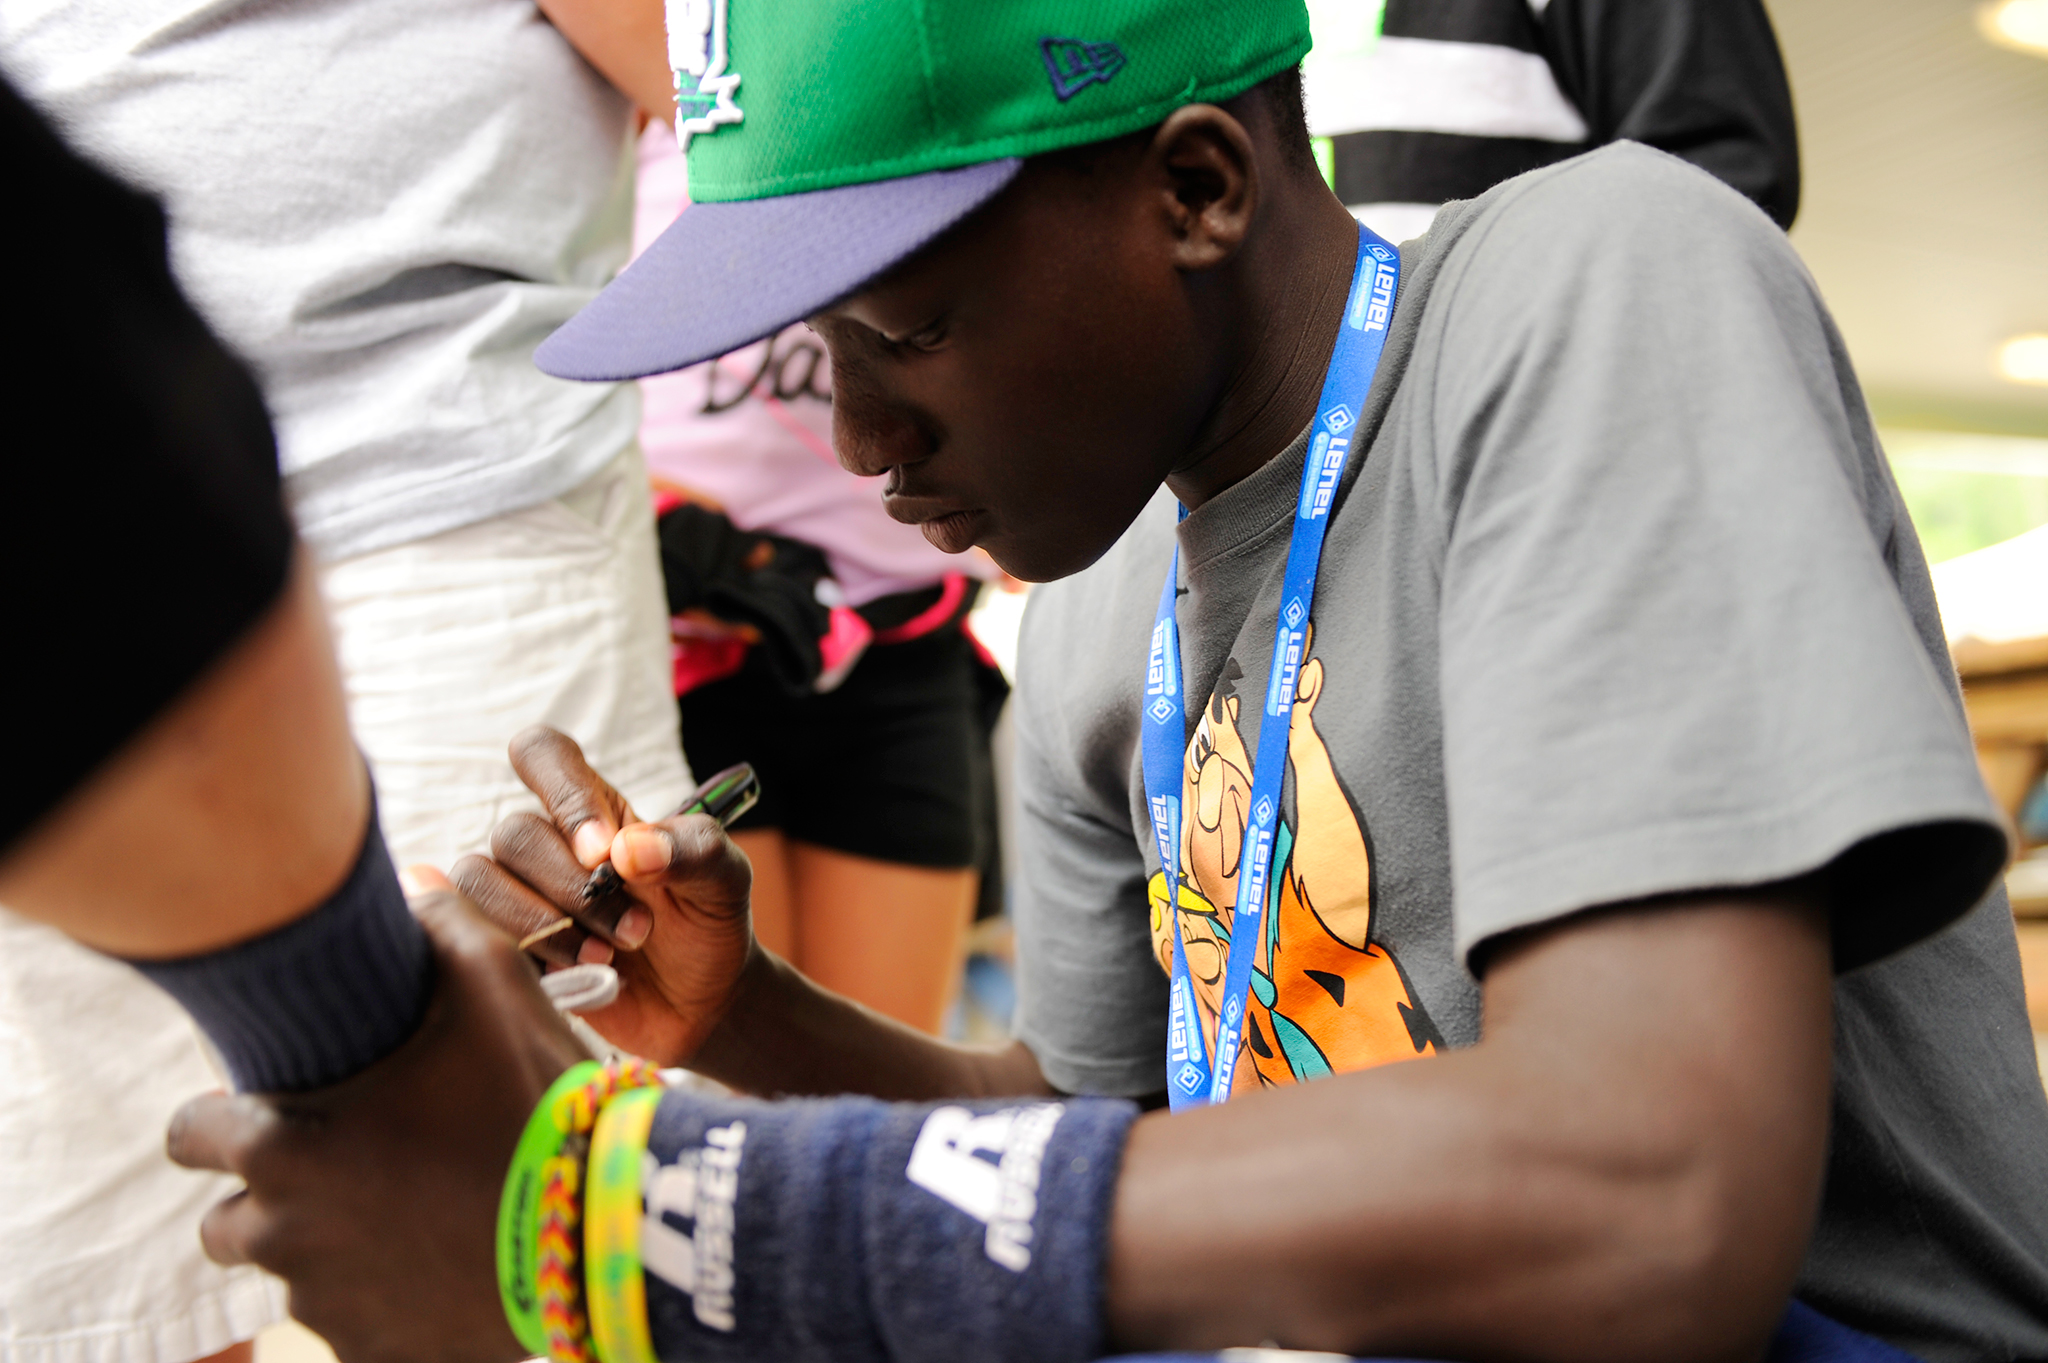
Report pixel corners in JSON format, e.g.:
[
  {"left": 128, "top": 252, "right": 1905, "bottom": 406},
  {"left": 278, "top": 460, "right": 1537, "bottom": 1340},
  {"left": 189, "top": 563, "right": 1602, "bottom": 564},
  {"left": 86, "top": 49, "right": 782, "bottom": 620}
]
[
  {"left": 464, "top": 730, "right": 1831, "bottom": 1359},
  {"left": 194, "top": 716, "right": 1832, "bottom": 1363},
  {"left": 691, "top": 949, "right": 1062, "bottom": 1100},
  {"left": 0, "top": 558, "right": 368, "bottom": 957},
  {"left": 1107, "top": 890, "right": 1834, "bottom": 1362}
]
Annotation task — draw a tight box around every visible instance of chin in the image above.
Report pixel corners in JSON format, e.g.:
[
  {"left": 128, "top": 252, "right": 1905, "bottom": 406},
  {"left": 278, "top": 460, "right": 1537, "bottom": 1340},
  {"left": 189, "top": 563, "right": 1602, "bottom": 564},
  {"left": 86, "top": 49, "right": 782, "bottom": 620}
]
[{"left": 982, "top": 526, "right": 1123, "bottom": 585}]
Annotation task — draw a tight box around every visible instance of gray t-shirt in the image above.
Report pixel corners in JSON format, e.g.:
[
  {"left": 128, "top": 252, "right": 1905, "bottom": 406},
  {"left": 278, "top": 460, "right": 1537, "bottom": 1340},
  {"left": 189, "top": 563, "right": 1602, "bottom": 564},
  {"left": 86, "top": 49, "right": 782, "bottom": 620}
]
[
  {"left": 1, "top": 0, "right": 641, "bottom": 560},
  {"left": 1011, "top": 143, "right": 2048, "bottom": 1359}
]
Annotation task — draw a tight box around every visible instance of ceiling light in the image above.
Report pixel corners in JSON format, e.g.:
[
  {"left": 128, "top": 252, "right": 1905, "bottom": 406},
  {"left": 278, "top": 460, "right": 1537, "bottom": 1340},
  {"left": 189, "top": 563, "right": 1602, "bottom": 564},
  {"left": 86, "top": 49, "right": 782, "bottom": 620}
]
[
  {"left": 1997, "top": 334, "right": 2048, "bottom": 386},
  {"left": 1980, "top": 0, "right": 2048, "bottom": 56}
]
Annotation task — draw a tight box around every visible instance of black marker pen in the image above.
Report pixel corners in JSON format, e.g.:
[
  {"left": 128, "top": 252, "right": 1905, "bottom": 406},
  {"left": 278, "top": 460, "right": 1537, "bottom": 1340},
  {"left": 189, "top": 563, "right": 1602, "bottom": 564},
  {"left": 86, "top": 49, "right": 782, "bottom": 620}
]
[{"left": 517, "top": 762, "right": 760, "bottom": 952}]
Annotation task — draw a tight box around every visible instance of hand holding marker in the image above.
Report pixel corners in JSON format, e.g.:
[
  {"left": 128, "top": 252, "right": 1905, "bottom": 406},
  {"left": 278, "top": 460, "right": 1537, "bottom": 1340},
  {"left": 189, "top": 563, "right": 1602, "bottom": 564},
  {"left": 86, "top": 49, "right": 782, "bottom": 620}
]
[{"left": 522, "top": 763, "right": 760, "bottom": 1014}]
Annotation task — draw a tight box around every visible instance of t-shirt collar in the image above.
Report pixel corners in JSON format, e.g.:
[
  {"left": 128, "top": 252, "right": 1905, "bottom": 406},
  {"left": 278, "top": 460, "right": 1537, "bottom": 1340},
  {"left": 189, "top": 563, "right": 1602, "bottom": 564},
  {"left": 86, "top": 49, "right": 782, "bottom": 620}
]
[{"left": 1175, "top": 419, "right": 1316, "bottom": 571}]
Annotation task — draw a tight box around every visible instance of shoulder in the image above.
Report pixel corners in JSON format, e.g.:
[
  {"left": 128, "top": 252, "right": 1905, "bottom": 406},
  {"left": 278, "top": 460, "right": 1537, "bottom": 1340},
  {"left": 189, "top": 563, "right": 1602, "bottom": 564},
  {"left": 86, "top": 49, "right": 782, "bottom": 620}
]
[
  {"left": 1428, "top": 142, "right": 1810, "bottom": 307},
  {"left": 1450, "top": 141, "right": 1786, "bottom": 246},
  {"left": 1393, "top": 141, "right": 1833, "bottom": 422}
]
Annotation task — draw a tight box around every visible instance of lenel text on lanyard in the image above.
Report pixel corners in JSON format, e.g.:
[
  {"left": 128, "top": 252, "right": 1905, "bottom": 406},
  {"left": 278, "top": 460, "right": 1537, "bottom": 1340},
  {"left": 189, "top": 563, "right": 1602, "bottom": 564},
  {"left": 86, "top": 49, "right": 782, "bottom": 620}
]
[{"left": 1140, "top": 223, "right": 1400, "bottom": 1111}]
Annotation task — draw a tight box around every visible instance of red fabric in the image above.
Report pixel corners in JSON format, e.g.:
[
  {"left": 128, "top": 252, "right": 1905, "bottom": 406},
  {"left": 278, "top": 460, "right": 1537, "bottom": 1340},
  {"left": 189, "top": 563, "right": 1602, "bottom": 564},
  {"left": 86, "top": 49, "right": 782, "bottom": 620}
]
[
  {"left": 815, "top": 606, "right": 875, "bottom": 693},
  {"left": 670, "top": 628, "right": 750, "bottom": 697},
  {"left": 872, "top": 573, "right": 969, "bottom": 645}
]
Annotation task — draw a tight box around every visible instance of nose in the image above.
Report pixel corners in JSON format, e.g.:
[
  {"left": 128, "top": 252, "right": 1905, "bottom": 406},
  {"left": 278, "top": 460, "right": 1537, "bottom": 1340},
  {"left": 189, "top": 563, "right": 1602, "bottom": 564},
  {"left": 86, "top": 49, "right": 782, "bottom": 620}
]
[{"left": 830, "top": 386, "right": 930, "bottom": 479}]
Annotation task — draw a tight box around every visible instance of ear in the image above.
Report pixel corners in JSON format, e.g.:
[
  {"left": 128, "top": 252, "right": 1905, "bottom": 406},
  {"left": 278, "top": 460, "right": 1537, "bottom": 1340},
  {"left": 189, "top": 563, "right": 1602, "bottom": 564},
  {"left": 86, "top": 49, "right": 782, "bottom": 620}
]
[{"left": 1142, "top": 103, "right": 1258, "bottom": 274}]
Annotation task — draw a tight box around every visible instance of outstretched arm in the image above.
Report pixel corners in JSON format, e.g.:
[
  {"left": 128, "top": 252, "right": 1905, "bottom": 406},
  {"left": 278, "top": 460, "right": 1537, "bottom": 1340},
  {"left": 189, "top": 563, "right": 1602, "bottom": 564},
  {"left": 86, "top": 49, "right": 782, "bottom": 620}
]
[
  {"left": 454, "top": 732, "right": 1828, "bottom": 1360},
  {"left": 168, "top": 811, "right": 1833, "bottom": 1363},
  {"left": 2, "top": 73, "right": 373, "bottom": 961}
]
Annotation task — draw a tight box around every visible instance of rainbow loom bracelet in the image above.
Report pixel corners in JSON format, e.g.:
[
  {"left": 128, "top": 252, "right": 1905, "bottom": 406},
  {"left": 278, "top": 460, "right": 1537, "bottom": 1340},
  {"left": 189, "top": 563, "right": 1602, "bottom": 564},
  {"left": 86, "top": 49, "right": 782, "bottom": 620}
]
[
  {"left": 498, "top": 1060, "right": 667, "bottom": 1361},
  {"left": 586, "top": 1085, "right": 664, "bottom": 1363}
]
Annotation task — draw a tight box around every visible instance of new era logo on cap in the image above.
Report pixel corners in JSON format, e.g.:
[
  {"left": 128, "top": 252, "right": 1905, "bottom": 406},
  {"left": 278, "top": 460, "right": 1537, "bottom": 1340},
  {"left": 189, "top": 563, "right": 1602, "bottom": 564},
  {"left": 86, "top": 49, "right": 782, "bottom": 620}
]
[{"left": 1040, "top": 36, "right": 1127, "bottom": 100}]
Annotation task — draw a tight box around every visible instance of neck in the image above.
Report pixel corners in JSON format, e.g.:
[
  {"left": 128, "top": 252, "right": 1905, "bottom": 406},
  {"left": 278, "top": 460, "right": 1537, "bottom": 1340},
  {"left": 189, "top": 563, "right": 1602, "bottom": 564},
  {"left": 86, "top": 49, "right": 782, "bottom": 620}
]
[{"left": 1167, "top": 189, "right": 1362, "bottom": 509}]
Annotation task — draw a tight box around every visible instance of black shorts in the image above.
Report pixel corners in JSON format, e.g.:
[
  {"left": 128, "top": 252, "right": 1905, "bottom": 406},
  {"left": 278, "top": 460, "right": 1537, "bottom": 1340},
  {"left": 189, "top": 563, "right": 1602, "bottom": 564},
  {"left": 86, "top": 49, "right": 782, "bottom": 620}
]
[{"left": 678, "top": 610, "right": 1006, "bottom": 873}]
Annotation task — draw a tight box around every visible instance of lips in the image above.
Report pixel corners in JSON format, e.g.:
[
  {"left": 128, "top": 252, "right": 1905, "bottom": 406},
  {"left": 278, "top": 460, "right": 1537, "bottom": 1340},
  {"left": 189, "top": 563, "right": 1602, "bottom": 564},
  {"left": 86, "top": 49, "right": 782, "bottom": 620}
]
[
  {"left": 883, "top": 491, "right": 987, "bottom": 554},
  {"left": 918, "top": 508, "right": 986, "bottom": 553}
]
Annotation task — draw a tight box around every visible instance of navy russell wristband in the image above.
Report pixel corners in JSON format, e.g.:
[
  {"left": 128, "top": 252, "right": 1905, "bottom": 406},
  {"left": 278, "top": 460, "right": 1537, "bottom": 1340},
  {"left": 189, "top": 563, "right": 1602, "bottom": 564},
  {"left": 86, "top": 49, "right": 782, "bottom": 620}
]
[
  {"left": 127, "top": 796, "right": 432, "bottom": 1093},
  {"left": 638, "top": 1089, "right": 1140, "bottom": 1363}
]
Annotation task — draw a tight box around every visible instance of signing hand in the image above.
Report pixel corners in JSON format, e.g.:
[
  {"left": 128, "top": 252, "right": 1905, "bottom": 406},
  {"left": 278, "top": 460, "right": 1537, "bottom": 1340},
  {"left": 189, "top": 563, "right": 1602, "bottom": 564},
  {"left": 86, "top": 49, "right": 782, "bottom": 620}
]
[
  {"left": 450, "top": 726, "right": 755, "bottom": 1067},
  {"left": 168, "top": 879, "right": 587, "bottom": 1363}
]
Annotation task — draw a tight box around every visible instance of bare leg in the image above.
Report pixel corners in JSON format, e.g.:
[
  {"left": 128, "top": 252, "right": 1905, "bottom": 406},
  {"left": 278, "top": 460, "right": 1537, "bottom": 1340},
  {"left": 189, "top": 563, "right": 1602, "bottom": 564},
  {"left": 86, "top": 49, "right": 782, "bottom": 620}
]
[
  {"left": 788, "top": 842, "right": 976, "bottom": 1034},
  {"left": 731, "top": 828, "right": 798, "bottom": 963},
  {"left": 201, "top": 1342, "right": 255, "bottom": 1363}
]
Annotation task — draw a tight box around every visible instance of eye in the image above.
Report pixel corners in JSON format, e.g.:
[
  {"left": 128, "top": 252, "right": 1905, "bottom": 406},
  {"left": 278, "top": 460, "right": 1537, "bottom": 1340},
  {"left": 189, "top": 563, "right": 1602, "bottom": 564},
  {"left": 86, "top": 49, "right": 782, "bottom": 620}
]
[{"left": 881, "top": 316, "right": 949, "bottom": 354}]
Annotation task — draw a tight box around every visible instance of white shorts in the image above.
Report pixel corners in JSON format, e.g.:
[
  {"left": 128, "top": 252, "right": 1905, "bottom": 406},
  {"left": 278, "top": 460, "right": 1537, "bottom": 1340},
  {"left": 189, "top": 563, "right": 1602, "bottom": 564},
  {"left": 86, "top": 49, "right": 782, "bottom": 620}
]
[
  {"left": 0, "top": 445, "right": 691, "bottom": 1363},
  {"left": 321, "top": 442, "right": 694, "bottom": 867},
  {"left": 0, "top": 914, "right": 286, "bottom": 1363}
]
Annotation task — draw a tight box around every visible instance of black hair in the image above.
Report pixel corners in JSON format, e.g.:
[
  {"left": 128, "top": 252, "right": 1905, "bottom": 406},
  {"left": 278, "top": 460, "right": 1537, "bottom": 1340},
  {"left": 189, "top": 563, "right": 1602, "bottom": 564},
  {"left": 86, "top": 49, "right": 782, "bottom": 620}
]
[{"left": 1237, "top": 64, "right": 1318, "bottom": 179}]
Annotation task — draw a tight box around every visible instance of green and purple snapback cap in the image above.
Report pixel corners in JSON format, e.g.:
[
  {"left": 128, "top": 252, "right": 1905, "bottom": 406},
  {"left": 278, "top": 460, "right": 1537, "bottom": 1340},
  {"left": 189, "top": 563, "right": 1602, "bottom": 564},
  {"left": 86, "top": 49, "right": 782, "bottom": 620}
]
[{"left": 534, "top": 0, "right": 1312, "bottom": 382}]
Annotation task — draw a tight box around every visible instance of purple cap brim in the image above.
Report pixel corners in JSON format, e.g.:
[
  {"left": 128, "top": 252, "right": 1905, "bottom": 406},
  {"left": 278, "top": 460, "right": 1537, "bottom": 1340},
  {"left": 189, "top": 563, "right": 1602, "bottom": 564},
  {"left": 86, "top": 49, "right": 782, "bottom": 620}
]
[{"left": 536, "top": 157, "right": 1024, "bottom": 382}]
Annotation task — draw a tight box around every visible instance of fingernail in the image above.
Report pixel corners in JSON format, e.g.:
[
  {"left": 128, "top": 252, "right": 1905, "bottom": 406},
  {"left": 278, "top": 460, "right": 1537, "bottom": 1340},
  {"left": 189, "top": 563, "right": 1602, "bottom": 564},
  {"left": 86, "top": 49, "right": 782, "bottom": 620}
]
[
  {"left": 577, "top": 936, "right": 615, "bottom": 966},
  {"left": 614, "top": 906, "right": 652, "bottom": 949},
  {"left": 572, "top": 821, "right": 615, "bottom": 868},
  {"left": 397, "top": 864, "right": 448, "bottom": 902},
  {"left": 615, "top": 827, "right": 670, "bottom": 878}
]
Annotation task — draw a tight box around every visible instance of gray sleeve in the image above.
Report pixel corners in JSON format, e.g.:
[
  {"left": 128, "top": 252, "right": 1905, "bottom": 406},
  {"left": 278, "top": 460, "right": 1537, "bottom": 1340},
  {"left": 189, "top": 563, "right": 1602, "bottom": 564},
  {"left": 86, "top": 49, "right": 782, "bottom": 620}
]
[
  {"left": 1427, "top": 145, "right": 2005, "bottom": 970},
  {"left": 1007, "top": 565, "right": 1169, "bottom": 1099}
]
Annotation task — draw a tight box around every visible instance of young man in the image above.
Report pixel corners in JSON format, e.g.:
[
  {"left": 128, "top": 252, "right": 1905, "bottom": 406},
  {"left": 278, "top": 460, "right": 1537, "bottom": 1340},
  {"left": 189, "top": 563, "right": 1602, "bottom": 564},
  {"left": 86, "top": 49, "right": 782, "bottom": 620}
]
[{"left": 165, "top": 2, "right": 2048, "bottom": 1362}]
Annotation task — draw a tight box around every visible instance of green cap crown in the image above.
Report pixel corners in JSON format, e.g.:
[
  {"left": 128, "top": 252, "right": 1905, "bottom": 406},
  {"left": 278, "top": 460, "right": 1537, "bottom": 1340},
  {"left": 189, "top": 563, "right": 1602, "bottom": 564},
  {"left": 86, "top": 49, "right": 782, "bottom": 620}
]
[{"left": 669, "top": 0, "right": 1314, "bottom": 203}]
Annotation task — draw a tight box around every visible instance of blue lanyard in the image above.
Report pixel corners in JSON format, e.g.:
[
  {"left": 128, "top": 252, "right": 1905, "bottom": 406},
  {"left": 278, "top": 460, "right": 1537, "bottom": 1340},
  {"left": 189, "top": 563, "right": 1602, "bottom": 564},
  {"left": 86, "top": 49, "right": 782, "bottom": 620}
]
[{"left": 1141, "top": 224, "right": 1401, "bottom": 1110}]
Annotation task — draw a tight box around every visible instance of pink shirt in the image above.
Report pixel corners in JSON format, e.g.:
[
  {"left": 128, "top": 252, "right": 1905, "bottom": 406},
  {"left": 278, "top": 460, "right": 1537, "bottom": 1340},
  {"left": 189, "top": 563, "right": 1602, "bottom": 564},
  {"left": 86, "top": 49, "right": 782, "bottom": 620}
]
[{"left": 633, "top": 126, "right": 997, "bottom": 606}]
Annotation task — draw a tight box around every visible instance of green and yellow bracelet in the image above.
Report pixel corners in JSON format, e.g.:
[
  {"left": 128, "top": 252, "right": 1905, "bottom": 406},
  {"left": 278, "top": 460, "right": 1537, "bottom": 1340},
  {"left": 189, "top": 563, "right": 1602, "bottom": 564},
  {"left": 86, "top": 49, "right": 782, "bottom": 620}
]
[
  {"left": 586, "top": 1085, "right": 665, "bottom": 1363},
  {"left": 497, "top": 1059, "right": 666, "bottom": 1363}
]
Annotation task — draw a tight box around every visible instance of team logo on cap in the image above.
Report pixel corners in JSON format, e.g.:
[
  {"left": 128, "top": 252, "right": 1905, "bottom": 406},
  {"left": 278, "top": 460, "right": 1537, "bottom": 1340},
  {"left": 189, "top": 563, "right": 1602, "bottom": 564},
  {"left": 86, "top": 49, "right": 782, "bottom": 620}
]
[
  {"left": 669, "top": 0, "right": 743, "bottom": 153},
  {"left": 1039, "top": 36, "right": 1126, "bottom": 101}
]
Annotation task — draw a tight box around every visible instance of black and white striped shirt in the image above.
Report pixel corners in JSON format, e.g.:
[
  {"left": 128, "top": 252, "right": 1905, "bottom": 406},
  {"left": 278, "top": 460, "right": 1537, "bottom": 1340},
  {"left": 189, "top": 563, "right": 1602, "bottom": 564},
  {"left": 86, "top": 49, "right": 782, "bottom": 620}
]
[{"left": 1306, "top": 0, "right": 1800, "bottom": 242}]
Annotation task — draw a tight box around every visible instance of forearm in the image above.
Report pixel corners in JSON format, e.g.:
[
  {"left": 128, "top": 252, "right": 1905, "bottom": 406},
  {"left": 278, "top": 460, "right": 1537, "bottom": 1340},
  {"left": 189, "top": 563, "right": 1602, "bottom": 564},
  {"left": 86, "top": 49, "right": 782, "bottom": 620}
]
[
  {"left": 688, "top": 945, "right": 1058, "bottom": 1102},
  {"left": 1108, "top": 1050, "right": 1686, "bottom": 1360},
  {"left": 1105, "top": 895, "right": 1833, "bottom": 1362},
  {"left": 0, "top": 554, "right": 433, "bottom": 1092}
]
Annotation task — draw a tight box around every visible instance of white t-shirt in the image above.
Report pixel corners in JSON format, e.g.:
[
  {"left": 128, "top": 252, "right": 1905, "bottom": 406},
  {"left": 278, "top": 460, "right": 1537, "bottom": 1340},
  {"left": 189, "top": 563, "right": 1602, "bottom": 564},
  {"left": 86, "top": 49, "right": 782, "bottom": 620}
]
[{"left": 1, "top": 0, "right": 642, "bottom": 559}]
